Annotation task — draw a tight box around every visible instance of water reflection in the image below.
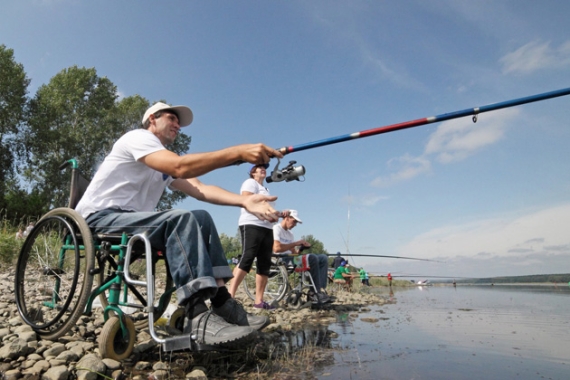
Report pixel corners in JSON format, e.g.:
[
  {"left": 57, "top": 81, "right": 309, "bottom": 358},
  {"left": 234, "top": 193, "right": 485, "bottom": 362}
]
[
  {"left": 334, "top": 312, "right": 353, "bottom": 335},
  {"left": 320, "top": 285, "right": 570, "bottom": 379},
  {"left": 408, "top": 286, "right": 570, "bottom": 364},
  {"left": 265, "top": 324, "right": 332, "bottom": 359}
]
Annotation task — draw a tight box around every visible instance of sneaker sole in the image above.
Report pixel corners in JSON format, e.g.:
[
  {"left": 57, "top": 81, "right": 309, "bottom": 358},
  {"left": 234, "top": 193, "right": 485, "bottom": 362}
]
[{"left": 196, "top": 327, "right": 256, "bottom": 346}]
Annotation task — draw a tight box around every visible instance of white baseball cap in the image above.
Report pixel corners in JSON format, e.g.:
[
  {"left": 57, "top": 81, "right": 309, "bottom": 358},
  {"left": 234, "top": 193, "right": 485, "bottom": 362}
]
[
  {"left": 289, "top": 210, "right": 302, "bottom": 223},
  {"left": 142, "top": 102, "right": 193, "bottom": 127}
]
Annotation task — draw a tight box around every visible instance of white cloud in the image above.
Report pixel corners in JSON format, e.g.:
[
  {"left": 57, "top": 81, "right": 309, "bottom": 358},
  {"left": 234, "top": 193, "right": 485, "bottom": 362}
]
[
  {"left": 35, "top": 0, "right": 77, "bottom": 5},
  {"left": 342, "top": 193, "right": 389, "bottom": 208},
  {"left": 399, "top": 203, "right": 570, "bottom": 263},
  {"left": 306, "top": 2, "right": 425, "bottom": 91},
  {"left": 370, "top": 154, "right": 431, "bottom": 187},
  {"left": 359, "top": 46, "right": 425, "bottom": 91},
  {"left": 424, "top": 108, "right": 520, "bottom": 163},
  {"left": 500, "top": 40, "right": 570, "bottom": 74},
  {"left": 361, "top": 204, "right": 570, "bottom": 278},
  {"left": 358, "top": 194, "right": 389, "bottom": 207},
  {"left": 370, "top": 108, "right": 519, "bottom": 186}
]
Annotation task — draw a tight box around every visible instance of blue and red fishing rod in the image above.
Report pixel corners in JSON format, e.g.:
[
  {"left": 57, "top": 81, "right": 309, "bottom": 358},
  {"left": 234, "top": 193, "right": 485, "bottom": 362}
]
[
  {"left": 264, "top": 86, "right": 570, "bottom": 182},
  {"left": 276, "top": 86, "right": 570, "bottom": 155}
]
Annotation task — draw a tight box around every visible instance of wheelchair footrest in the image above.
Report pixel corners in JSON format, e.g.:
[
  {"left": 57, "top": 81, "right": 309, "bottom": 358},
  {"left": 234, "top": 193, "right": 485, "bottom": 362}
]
[{"left": 162, "top": 334, "right": 219, "bottom": 352}]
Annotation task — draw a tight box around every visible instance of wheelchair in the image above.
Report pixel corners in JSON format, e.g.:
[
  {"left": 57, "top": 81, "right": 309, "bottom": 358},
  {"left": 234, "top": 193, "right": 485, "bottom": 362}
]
[
  {"left": 14, "top": 159, "right": 206, "bottom": 360},
  {"left": 242, "top": 256, "right": 290, "bottom": 304},
  {"left": 243, "top": 252, "right": 323, "bottom": 309}
]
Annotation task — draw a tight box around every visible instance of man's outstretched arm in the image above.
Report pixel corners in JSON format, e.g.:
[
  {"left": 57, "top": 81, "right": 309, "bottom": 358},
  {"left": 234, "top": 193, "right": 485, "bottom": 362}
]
[
  {"left": 141, "top": 143, "right": 282, "bottom": 179},
  {"left": 171, "top": 177, "right": 279, "bottom": 222}
]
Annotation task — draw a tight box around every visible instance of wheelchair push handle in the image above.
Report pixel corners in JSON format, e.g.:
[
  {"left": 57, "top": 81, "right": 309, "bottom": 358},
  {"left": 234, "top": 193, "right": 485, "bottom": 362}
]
[{"left": 59, "top": 158, "right": 79, "bottom": 171}]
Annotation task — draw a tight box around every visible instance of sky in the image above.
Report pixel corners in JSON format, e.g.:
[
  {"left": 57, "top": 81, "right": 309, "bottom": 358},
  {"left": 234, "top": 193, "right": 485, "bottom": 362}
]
[{"left": 3, "top": 0, "right": 570, "bottom": 280}]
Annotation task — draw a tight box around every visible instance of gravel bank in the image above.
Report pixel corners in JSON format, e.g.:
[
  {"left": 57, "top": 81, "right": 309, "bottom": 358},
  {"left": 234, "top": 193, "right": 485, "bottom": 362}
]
[{"left": 0, "top": 271, "right": 387, "bottom": 379}]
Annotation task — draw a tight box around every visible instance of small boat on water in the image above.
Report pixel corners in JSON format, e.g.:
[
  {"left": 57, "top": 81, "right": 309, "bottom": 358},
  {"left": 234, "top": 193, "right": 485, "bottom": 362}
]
[{"left": 416, "top": 279, "right": 432, "bottom": 286}]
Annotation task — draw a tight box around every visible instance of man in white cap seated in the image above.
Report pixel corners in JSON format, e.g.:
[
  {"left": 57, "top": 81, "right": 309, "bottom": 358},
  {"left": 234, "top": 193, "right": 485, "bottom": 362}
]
[
  {"left": 76, "top": 102, "right": 283, "bottom": 346},
  {"left": 273, "top": 210, "right": 332, "bottom": 304}
]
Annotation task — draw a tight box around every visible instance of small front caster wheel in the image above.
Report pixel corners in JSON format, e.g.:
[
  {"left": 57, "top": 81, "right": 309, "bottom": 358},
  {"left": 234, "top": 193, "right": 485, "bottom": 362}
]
[
  {"left": 99, "top": 316, "right": 136, "bottom": 360},
  {"left": 168, "top": 307, "right": 186, "bottom": 331},
  {"left": 286, "top": 292, "right": 303, "bottom": 309}
]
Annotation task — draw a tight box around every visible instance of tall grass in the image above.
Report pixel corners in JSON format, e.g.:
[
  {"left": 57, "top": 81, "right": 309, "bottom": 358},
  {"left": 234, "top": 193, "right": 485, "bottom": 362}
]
[{"left": 0, "top": 210, "right": 29, "bottom": 266}]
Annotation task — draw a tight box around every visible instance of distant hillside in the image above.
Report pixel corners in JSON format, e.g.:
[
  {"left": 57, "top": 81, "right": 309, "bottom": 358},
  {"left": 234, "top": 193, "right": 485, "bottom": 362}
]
[{"left": 455, "top": 273, "right": 570, "bottom": 284}]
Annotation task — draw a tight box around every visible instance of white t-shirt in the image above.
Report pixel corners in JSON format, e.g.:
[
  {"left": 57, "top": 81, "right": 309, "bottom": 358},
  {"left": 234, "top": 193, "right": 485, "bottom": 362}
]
[
  {"left": 273, "top": 223, "right": 295, "bottom": 254},
  {"left": 76, "top": 129, "right": 175, "bottom": 218},
  {"left": 238, "top": 178, "right": 273, "bottom": 229}
]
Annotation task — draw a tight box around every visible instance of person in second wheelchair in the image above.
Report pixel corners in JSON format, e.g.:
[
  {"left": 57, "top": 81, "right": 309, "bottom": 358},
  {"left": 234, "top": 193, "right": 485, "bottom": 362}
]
[
  {"left": 75, "top": 102, "right": 283, "bottom": 347},
  {"left": 272, "top": 210, "right": 333, "bottom": 304}
]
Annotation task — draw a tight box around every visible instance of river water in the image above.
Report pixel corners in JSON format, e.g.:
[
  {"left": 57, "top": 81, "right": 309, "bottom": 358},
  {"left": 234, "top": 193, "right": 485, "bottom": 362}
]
[{"left": 318, "top": 284, "right": 570, "bottom": 380}]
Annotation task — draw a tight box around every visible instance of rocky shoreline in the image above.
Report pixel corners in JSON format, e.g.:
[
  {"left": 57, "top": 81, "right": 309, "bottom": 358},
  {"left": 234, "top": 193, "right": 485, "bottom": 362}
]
[{"left": 0, "top": 271, "right": 387, "bottom": 379}]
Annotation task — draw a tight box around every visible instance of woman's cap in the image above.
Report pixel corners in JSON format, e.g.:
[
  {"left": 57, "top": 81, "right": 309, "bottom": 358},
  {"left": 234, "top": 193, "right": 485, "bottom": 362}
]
[{"left": 250, "top": 163, "right": 270, "bottom": 172}]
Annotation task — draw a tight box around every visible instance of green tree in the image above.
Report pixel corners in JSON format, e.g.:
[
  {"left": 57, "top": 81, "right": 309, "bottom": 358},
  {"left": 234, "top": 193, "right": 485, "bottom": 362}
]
[
  {"left": 23, "top": 66, "right": 119, "bottom": 208},
  {"left": 220, "top": 230, "right": 242, "bottom": 259},
  {"left": 5, "top": 61, "right": 194, "bottom": 219},
  {"left": 0, "top": 45, "right": 30, "bottom": 216},
  {"left": 3, "top": 184, "right": 45, "bottom": 224},
  {"left": 20, "top": 66, "right": 192, "bottom": 211},
  {"left": 301, "top": 234, "right": 328, "bottom": 254}
]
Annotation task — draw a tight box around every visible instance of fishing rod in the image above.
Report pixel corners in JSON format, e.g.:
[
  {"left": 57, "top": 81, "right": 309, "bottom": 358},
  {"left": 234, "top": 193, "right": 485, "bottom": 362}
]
[
  {"left": 273, "top": 87, "right": 570, "bottom": 158},
  {"left": 271, "top": 252, "right": 438, "bottom": 262},
  {"left": 272, "top": 244, "right": 438, "bottom": 262},
  {"left": 326, "top": 253, "right": 441, "bottom": 263},
  {"left": 368, "top": 274, "right": 473, "bottom": 279},
  {"left": 244, "top": 87, "right": 570, "bottom": 182}
]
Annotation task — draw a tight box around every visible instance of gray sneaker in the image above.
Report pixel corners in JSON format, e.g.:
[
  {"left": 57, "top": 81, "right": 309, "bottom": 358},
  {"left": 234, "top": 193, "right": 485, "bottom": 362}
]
[
  {"left": 213, "top": 298, "right": 270, "bottom": 331},
  {"left": 318, "top": 292, "right": 333, "bottom": 303},
  {"left": 184, "top": 309, "right": 255, "bottom": 345},
  {"left": 310, "top": 292, "right": 331, "bottom": 304}
]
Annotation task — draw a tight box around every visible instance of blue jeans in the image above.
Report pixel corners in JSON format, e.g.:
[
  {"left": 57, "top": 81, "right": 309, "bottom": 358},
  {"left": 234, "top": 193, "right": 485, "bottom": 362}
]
[
  {"left": 86, "top": 208, "right": 233, "bottom": 305},
  {"left": 306, "top": 253, "right": 329, "bottom": 291}
]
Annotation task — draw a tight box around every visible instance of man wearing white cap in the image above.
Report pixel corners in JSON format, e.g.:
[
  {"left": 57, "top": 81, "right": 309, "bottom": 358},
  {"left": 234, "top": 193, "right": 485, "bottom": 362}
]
[
  {"left": 76, "top": 102, "right": 282, "bottom": 346},
  {"left": 273, "top": 210, "right": 332, "bottom": 304}
]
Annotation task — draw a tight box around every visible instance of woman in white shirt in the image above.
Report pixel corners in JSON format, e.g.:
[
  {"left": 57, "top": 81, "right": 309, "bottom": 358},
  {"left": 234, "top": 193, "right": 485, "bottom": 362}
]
[{"left": 229, "top": 164, "right": 283, "bottom": 309}]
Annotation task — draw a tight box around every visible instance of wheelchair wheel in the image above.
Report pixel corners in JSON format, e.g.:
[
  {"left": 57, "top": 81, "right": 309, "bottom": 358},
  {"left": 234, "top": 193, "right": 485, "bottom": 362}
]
[
  {"left": 286, "top": 291, "right": 304, "bottom": 310},
  {"left": 243, "top": 258, "right": 289, "bottom": 303},
  {"left": 15, "top": 208, "right": 95, "bottom": 341},
  {"left": 96, "top": 249, "right": 174, "bottom": 329},
  {"left": 99, "top": 316, "right": 136, "bottom": 360}
]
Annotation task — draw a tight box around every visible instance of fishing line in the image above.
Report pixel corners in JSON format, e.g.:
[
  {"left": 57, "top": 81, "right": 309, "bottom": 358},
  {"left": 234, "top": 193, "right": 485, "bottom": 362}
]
[{"left": 325, "top": 253, "right": 442, "bottom": 263}]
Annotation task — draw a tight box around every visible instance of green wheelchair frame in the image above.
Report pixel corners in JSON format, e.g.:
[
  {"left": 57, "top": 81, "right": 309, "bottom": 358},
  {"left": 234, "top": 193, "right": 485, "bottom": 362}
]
[{"left": 14, "top": 159, "right": 207, "bottom": 360}]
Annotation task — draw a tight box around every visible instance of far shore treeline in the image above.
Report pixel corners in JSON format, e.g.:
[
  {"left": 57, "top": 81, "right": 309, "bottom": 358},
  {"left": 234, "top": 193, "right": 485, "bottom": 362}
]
[{"left": 451, "top": 273, "right": 570, "bottom": 284}]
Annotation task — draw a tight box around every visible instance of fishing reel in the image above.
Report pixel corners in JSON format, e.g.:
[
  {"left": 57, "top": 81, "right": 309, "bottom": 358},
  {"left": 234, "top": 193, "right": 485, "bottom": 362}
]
[{"left": 266, "top": 159, "right": 306, "bottom": 183}]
